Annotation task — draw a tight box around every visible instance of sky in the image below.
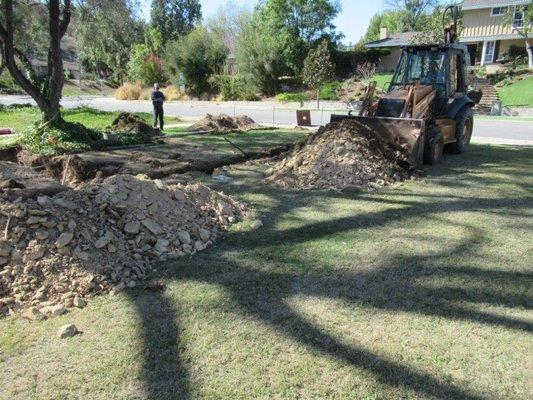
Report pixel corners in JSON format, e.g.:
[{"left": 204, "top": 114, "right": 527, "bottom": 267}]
[{"left": 139, "top": 0, "right": 387, "bottom": 45}]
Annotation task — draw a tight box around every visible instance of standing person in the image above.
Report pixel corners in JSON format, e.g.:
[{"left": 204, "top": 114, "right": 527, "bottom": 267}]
[{"left": 151, "top": 83, "right": 166, "bottom": 131}]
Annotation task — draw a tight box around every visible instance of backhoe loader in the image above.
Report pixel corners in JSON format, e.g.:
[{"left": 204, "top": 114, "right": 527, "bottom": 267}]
[{"left": 331, "top": 5, "right": 481, "bottom": 167}]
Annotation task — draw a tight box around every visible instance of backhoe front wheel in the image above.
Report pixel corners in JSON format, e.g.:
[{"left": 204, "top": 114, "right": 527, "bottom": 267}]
[
  {"left": 424, "top": 131, "right": 444, "bottom": 165},
  {"left": 450, "top": 107, "right": 474, "bottom": 153}
]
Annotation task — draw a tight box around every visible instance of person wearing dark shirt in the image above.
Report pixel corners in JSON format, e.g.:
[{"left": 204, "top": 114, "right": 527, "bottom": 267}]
[{"left": 151, "top": 83, "right": 166, "bottom": 131}]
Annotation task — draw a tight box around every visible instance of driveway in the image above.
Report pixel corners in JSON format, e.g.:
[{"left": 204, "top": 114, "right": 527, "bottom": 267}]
[{"left": 1, "top": 95, "right": 532, "bottom": 145}]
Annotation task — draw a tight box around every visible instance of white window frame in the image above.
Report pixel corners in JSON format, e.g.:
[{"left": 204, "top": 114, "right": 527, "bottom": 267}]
[
  {"left": 482, "top": 41, "right": 496, "bottom": 65},
  {"left": 512, "top": 6, "right": 525, "bottom": 28},
  {"left": 491, "top": 7, "right": 507, "bottom": 17}
]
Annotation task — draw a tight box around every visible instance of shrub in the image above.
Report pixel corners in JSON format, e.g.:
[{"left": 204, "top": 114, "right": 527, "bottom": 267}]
[
  {"left": 162, "top": 85, "right": 183, "bottom": 101},
  {"left": 127, "top": 44, "right": 167, "bottom": 85},
  {"left": 355, "top": 61, "right": 377, "bottom": 80},
  {"left": 115, "top": 82, "right": 143, "bottom": 100},
  {"left": 164, "top": 27, "right": 227, "bottom": 97},
  {"left": 275, "top": 92, "right": 310, "bottom": 103},
  {"left": 212, "top": 75, "right": 259, "bottom": 101},
  {"left": 319, "top": 82, "right": 340, "bottom": 100},
  {"left": 21, "top": 120, "right": 102, "bottom": 156}
]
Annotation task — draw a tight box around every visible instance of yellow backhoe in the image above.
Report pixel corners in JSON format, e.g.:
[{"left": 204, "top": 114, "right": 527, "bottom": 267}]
[{"left": 331, "top": 5, "right": 482, "bottom": 167}]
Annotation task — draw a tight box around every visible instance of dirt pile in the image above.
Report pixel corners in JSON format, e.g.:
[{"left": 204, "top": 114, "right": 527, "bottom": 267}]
[
  {"left": 189, "top": 114, "right": 259, "bottom": 134},
  {"left": 265, "top": 119, "right": 413, "bottom": 191},
  {"left": 0, "top": 174, "right": 246, "bottom": 318},
  {"left": 110, "top": 112, "right": 158, "bottom": 137}
]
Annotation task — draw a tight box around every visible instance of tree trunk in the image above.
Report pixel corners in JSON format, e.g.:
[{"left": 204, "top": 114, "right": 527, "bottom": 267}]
[
  {"left": 0, "top": 0, "right": 70, "bottom": 125},
  {"left": 526, "top": 39, "right": 533, "bottom": 70}
]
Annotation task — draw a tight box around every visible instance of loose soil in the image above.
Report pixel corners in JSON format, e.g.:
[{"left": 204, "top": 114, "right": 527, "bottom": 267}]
[
  {"left": 110, "top": 112, "right": 158, "bottom": 137},
  {"left": 188, "top": 114, "right": 260, "bottom": 134},
  {"left": 265, "top": 119, "right": 414, "bottom": 191}
]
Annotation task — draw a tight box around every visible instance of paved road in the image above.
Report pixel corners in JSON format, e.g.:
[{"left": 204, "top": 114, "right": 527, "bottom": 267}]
[{"left": 2, "top": 96, "right": 532, "bottom": 145}]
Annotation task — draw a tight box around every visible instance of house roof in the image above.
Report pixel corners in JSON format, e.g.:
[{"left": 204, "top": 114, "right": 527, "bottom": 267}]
[
  {"left": 365, "top": 32, "right": 420, "bottom": 49},
  {"left": 462, "top": 0, "right": 530, "bottom": 10}
]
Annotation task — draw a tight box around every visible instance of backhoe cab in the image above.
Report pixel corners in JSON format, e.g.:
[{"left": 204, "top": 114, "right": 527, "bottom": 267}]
[{"left": 332, "top": 5, "right": 479, "bottom": 167}]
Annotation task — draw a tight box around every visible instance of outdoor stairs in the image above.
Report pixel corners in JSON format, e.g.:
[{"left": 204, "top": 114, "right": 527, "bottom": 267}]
[{"left": 473, "top": 78, "right": 499, "bottom": 115}]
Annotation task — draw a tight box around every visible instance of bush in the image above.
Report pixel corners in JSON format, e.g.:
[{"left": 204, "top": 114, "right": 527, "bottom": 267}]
[
  {"left": 275, "top": 92, "right": 310, "bottom": 103},
  {"left": 21, "top": 120, "right": 103, "bottom": 156},
  {"left": 212, "top": 75, "right": 259, "bottom": 101},
  {"left": 319, "top": 82, "right": 340, "bottom": 100},
  {"left": 164, "top": 27, "right": 227, "bottom": 97},
  {"left": 127, "top": 44, "right": 167, "bottom": 86},
  {"left": 162, "top": 85, "right": 183, "bottom": 101},
  {"left": 115, "top": 82, "right": 143, "bottom": 100}
]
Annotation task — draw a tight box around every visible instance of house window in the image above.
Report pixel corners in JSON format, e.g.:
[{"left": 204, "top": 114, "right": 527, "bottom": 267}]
[
  {"left": 513, "top": 8, "right": 524, "bottom": 28},
  {"left": 491, "top": 7, "right": 507, "bottom": 17}
]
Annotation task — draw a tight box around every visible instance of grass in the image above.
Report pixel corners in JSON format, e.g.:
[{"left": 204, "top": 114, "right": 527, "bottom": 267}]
[
  {"left": 497, "top": 76, "right": 533, "bottom": 107},
  {"left": 0, "top": 144, "right": 532, "bottom": 399},
  {"left": 164, "top": 127, "right": 311, "bottom": 153},
  {"left": 61, "top": 80, "right": 116, "bottom": 97},
  {"left": 0, "top": 106, "right": 181, "bottom": 134},
  {"left": 366, "top": 73, "right": 394, "bottom": 91}
]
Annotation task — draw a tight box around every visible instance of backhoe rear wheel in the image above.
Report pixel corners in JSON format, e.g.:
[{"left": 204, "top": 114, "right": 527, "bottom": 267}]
[
  {"left": 450, "top": 106, "right": 473, "bottom": 153},
  {"left": 424, "top": 131, "right": 444, "bottom": 165}
]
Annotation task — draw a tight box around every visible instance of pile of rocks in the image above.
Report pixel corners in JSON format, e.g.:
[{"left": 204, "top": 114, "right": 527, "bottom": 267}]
[
  {"left": 0, "top": 174, "right": 246, "bottom": 318},
  {"left": 265, "top": 119, "right": 413, "bottom": 191},
  {"left": 189, "top": 114, "right": 260, "bottom": 134}
]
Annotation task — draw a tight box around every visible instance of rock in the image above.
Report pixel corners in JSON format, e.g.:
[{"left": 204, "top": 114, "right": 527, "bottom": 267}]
[
  {"left": 194, "top": 240, "right": 207, "bottom": 252},
  {"left": 155, "top": 238, "right": 170, "bottom": 252},
  {"left": 124, "top": 221, "right": 141, "bottom": 235},
  {"left": 24, "top": 307, "right": 46, "bottom": 321},
  {"left": 23, "top": 248, "right": 45, "bottom": 262},
  {"left": 198, "top": 228, "right": 210, "bottom": 242},
  {"left": 0, "top": 257, "right": 8, "bottom": 266},
  {"left": 35, "top": 230, "right": 50, "bottom": 240},
  {"left": 250, "top": 219, "right": 263, "bottom": 230},
  {"left": 154, "top": 179, "right": 165, "bottom": 190},
  {"left": 177, "top": 230, "right": 191, "bottom": 244},
  {"left": 42, "top": 304, "right": 67, "bottom": 317},
  {"left": 57, "top": 324, "right": 79, "bottom": 339},
  {"left": 26, "top": 216, "right": 44, "bottom": 225},
  {"left": 53, "top": 198, "right": 77, "bottom": 210},
  {"left": 142, "top": 219, "right": 163, "bottom": 235},
  {"left": 0, "top": 243, "right": 11, "bottom": 257},
  {"left": 73, "top": 297, "right": 86, "bottom": 308},
  {"left": 94, "top": 233, "right": 113, "bottom": 249},
  {"left": 55, "top": 232, "right": 74, "bottom": 248},
  {"left": 75, "top": 251, "right": 90, "bottom": 261}
]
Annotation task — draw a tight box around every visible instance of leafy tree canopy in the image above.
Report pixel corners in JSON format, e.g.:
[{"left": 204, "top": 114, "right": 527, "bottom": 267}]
[{"left": 150, "top": 0, "right": 202, "bottom": 45}]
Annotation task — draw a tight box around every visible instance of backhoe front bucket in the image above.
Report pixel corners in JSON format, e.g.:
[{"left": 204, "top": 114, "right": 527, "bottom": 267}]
[{"left": 330, "top": 114, "right": 426, "bottom": 168}]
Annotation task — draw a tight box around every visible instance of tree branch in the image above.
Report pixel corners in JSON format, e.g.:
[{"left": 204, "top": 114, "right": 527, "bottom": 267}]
[{"left": 59, "top": 0, "right": 72, "bottom": 39}]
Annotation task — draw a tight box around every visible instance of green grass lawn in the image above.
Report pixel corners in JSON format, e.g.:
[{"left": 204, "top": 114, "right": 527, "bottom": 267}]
[
  {"left": 498, "top": 76, "right": 533, "bottom": 107},
  {"left": 61, "top": 80, "right": 116, "bottom": 97},
  {"left": 164, "top": 127, "right": 311, "bottom": 153},
  {"left": 1, "top": 144, "right": 531, "bottom": 399},
  {"left": 366, "top": 73, "right": 394, "bottom": 91},
  {"left": 0, "top": 106, "right": 181, "bottom": 134}
]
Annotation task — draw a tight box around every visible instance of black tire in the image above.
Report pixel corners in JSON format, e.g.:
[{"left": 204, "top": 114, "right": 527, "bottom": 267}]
[
  {"left": 449, "top": 106, "right": 474, "bottom": 154},
  {"left": 424, "top": 131, "right": 444, "bottom": 165}
]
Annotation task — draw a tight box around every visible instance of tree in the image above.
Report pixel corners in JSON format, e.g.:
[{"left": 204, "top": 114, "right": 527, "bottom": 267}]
[
  {"left": 386, "top": 0, "right": 442, "bottom": 32},
  {"left": 504, "top": 3, "right": 533, "bottom": 69},
  {"left": 164, "top": 27, "right": 227, "bottom": 97},
  {"left": 236, "top": 13, "right": 288, "bottom": 94},
  {"left": 302, "top": 40, "right": 335, "bottom": 109},
  {"left": 0, "top": 0, "right": 72, "bottom": 123},
  {"left": 150, "top": 0, "right": 202, "bottom": 45},
  {"left": 75, "top": 0, "right": 143, "bottom": 82},
  {"left": 363, "top": 11, "right": 405, "bottom": 42},
  {"left": 206, "top": 1, "right": 252, "bottom": 55},
  {"left": 260, "top": 0, "right": 342, "bottom": 74},
  {"left": 127, "top": 44, "right": 166, "bottom": 85}
]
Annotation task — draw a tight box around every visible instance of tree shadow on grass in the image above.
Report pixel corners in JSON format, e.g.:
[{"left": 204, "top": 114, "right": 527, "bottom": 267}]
[{"left": 126, "top": 145, "right": 533, "bottom": 399}]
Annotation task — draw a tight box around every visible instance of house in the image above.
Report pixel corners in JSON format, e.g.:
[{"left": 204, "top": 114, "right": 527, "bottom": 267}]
[
  {"left": 365, "top": 29, "right": 421, "bottom": 72},
  {"left": 365, "top": 0, "right": 529, "bottom": 72},
  {"left": 459, "top": 0, "right": 529, "bottom": 69}
]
